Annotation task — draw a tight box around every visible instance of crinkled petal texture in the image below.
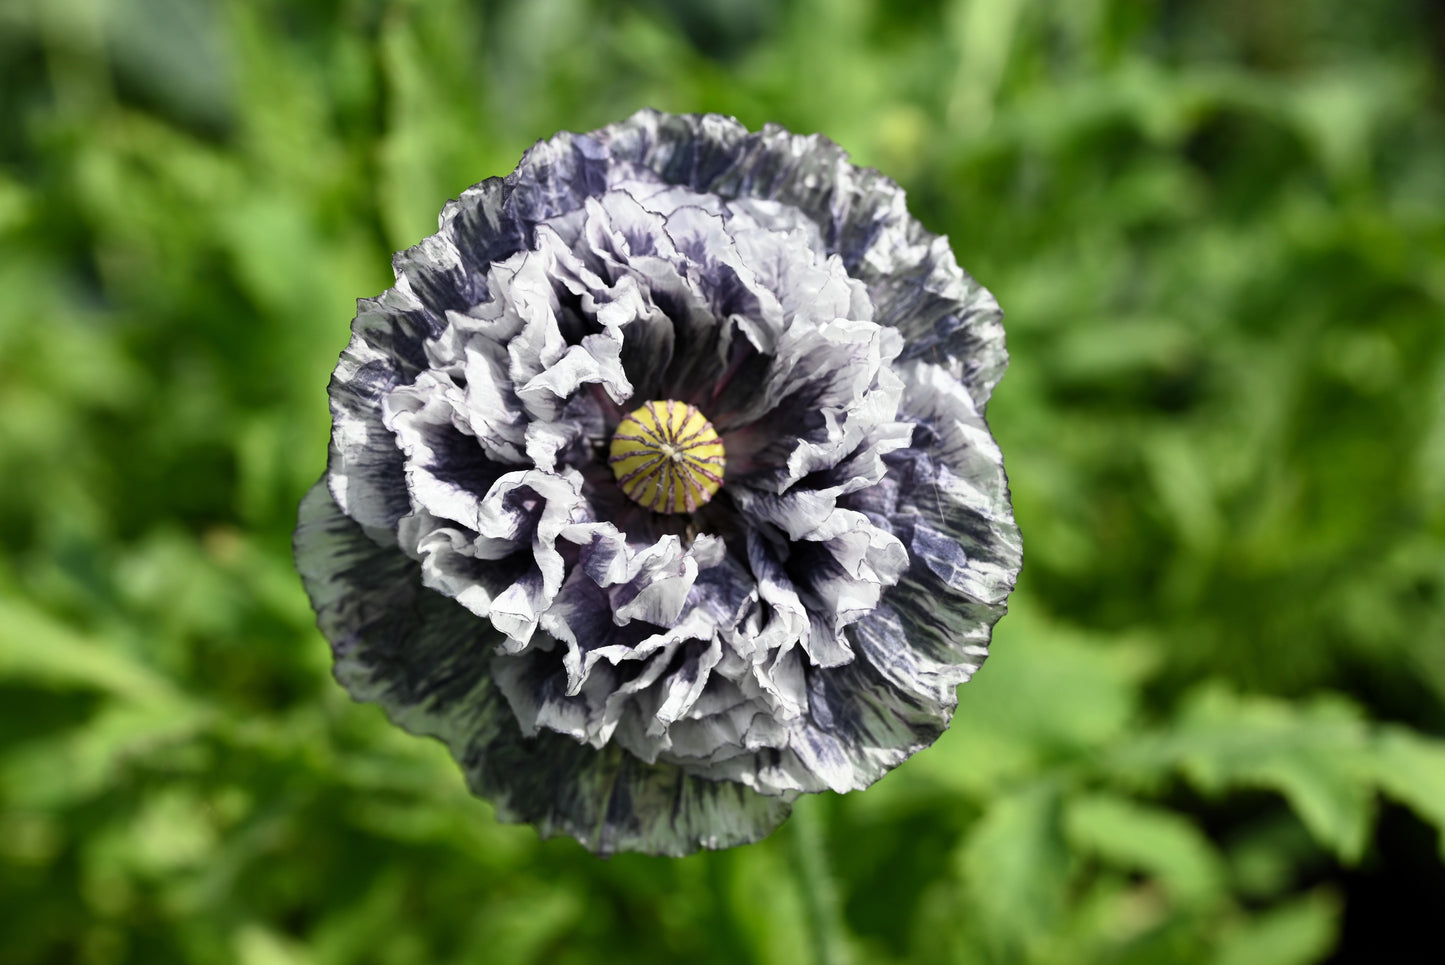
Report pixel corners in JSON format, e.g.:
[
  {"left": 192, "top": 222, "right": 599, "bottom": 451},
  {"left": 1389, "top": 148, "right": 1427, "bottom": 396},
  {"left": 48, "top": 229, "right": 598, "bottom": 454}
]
[{"left": 295, "top": 110, "right": 1021, "bottom": 856}]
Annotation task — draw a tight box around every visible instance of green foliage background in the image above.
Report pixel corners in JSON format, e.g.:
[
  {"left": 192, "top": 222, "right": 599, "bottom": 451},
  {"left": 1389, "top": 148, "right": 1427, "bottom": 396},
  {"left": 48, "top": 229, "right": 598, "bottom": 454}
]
[{"left": 2, "top": 0, "right": 1444, "bottom": 962}]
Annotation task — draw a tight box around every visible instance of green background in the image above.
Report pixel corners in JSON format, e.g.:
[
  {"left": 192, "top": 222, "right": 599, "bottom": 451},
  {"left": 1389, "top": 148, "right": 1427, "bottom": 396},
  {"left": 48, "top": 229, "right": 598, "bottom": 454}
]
[{"left": 3, "top": 0, "right": 1444, "bottom": 962}]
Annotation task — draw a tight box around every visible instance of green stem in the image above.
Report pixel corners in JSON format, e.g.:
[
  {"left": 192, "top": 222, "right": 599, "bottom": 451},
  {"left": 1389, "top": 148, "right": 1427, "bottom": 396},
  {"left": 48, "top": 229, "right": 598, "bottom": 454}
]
[{"left": 789, "top": 797, "right": 851, "bottom": 965}]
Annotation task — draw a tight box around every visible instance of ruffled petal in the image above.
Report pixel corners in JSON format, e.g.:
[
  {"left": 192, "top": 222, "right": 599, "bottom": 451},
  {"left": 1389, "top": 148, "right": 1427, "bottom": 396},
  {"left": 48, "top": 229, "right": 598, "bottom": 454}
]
[
  {"left": 297, "top": 481, "right": 794, "bottom": 856},
  {"left": 590, "top": 108, "right": 1009, "bottom": 404}
]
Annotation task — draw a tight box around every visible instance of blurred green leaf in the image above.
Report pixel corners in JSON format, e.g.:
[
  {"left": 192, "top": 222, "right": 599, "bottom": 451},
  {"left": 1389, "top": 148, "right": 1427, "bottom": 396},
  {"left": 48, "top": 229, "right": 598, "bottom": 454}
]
[
  {"left": 0, "top": 594, "right": 182, "bottom": 703},
  {"left": 1114, "top": 686, "right": 1376, "bottom": 862},
  {"left": 1065, "top": 794, "right": 1227, "bottom": 905},
  {"left": 0, "top": 699, "right": 210, "bottom": 807},
  {"left": 958, "top": 781, "right": 1071, "bottom": 951},
  {"left": 906, "top": 600, "right": 1155, "bottom": 798},
  {"left": 1208, "top": 891, "right": 1339, "bottom": 965},
  {"left": 236, "top": 925, "right": 313, "bottom": 965},
  {"left": 730, "top": 842, "right": 815, "bottom": 965},
  {"left": 1371, "top": 727, "right": 1445, "bottom": 861}
]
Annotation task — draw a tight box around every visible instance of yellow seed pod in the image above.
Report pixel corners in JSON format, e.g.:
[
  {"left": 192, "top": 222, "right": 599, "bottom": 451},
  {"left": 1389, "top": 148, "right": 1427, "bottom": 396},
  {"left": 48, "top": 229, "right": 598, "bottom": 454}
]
[{"left": 610, "top": 400, "right": 726, "bottom": 514}]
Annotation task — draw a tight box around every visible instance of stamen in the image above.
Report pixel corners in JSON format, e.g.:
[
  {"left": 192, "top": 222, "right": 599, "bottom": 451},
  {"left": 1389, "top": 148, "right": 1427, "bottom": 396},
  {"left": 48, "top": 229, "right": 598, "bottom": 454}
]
[{"left": 610, "top": 400, "right": 726, "bottom": 514}]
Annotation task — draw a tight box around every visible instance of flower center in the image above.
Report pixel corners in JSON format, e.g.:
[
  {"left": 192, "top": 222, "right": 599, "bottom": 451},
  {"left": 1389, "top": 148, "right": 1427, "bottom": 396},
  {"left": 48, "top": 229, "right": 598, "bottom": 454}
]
[{"left": 609, "top": 400, "right": 725, "bottom": 514}]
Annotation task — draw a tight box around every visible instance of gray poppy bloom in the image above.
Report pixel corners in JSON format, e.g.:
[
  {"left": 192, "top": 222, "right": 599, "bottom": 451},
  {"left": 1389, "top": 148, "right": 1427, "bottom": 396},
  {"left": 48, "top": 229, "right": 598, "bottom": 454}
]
[{"left": 294, "top": 110, "right": 1021, "bottom": 856}]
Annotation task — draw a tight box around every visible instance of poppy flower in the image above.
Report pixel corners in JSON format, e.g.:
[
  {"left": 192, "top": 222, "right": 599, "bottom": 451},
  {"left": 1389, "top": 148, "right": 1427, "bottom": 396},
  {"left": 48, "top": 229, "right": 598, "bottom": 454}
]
[{"left": 295, "top": 110, "right": 1021, "bottom": 855}]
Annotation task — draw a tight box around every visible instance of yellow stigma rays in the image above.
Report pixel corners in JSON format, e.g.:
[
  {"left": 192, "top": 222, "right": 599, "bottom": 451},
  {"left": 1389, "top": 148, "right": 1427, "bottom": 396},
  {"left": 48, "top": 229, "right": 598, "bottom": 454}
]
[{"left": 610, "top": 401, "right": 726, "bottom": 514}]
